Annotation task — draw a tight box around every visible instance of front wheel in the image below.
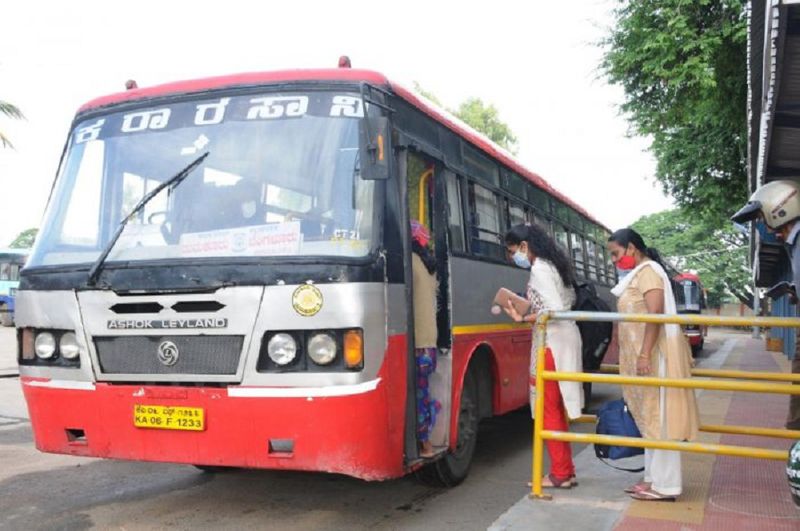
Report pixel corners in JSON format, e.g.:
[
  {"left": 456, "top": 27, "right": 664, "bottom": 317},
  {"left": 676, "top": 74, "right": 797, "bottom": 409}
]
[{"left": 415, "top": 368, "right": 479, "bottom": 487}]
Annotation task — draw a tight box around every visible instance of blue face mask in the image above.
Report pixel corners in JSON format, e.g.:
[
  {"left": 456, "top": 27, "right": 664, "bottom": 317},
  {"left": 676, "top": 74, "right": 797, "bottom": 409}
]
[{"left": 513, "top": 250, "right": 531, "bottom": 269}]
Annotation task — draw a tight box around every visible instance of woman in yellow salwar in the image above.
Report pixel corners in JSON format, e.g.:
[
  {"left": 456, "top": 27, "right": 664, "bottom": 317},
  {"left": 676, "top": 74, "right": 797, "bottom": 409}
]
[{"left": 607, "top": 228, "right": 699, "bottom": 502}]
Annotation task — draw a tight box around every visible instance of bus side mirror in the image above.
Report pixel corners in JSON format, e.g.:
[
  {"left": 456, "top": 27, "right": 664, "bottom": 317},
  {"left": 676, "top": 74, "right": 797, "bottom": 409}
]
[{"left": 359, "top": 117, "right": 389, "bottom": 180}]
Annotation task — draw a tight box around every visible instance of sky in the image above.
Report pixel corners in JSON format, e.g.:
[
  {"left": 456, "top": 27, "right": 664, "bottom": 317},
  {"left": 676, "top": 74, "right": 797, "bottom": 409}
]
[{"left": 0, "top": 0, "right": 673, "bottom": 247}]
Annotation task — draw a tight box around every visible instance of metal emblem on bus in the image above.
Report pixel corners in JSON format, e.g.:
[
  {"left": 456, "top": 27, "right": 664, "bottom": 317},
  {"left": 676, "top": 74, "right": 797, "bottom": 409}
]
[
  {"left": 292, "top": 284, "right": 323, "bottom": 317},
  {"left": 157, "top": 340, "right": 180, "bottom": 366}
]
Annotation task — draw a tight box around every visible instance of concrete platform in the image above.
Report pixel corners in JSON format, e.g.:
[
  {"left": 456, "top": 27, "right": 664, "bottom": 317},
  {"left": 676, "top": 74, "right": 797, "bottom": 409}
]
[{"left": 490, "top": 332, "right": 800, "bottom": 530}]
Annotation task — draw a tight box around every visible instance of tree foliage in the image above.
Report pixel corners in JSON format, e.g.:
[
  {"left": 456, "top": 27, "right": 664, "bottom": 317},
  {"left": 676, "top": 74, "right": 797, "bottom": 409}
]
[
  {"left": 9, "top": 228, "right": 37, "bottom": 249},
  {"left": 0, "top": 100, "right": 24, "bottom": 149},
  {"left": 413, "top": 83, "right": 519, "bottom": 154},
  {"left": 631, "top": 209, "right": 751, "bottom": 308},
  {"left": 601, "top": 0, "right": 748, "bottom": 226},
  {"left": 454, "top": 98, "right": 519, "bottom": 154}
]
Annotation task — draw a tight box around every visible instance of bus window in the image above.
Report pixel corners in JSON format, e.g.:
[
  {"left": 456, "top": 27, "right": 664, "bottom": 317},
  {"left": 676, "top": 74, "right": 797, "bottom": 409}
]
[
  {"left": 463, "top": 145, "right": 500, "bottom": 186},
  {"left": 468, "top": 183, "right": 504, "bottom": 260},
  {"left": 553, "top": 224, "right": 569, "bottom": 256},
  {"left": 527, "top": 184, "right": 550, "bottom": 213},
  {"left": 0, "top": 263, "right": 9, "bottom": 281},
  {"left": 570, "top": 233, "right": 585, "bottom": 277},
  {"left": 61, "top": 140, "right": 104, "bottom": 247},
  {"left": 569, "top": 210, "right": 583, "bottom": 231},
  {"left": 542, "top": 218, "right": 554, "bottom": 237},
  {"left": 553, "top": 201, "right": 569, "bottom": 225},
  {"left": 594, "top": 242, "right": 607, "bottom": 283},
  {"left": 585, "top": 239, "right": 598, "bottom": 281},
  {"left": 508, "top": 201, "right": 526, "bottom": 228},
  {"left": 606, "top": 251, "right": 616, "bottom": 283},
  {"left": 446, "top": 173, "right": 465, "bottom": 252}
]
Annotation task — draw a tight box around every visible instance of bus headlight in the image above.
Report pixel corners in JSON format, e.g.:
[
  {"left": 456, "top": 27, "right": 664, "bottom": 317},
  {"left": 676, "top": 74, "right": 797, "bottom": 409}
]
[
  {"left": 59, "top": 332, "right": 81, "bottom": 360},
  {"left": 267, "top": 333, "right": 297, "bottom": 366},
  {"left": 307, "top": 333, "right": 337, "bottom": 365},
  {"left": 34, "top": 332, "right": 57, "bottom": 359}
]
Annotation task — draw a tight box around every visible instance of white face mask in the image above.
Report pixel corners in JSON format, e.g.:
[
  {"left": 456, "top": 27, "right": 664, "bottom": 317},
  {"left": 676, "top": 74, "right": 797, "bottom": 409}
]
[
  {"left": 513, "top": 249, "right": 531, "bottom": 269},
  {"left": 241, "top": 201, "right": 256, "bottom": 219}
]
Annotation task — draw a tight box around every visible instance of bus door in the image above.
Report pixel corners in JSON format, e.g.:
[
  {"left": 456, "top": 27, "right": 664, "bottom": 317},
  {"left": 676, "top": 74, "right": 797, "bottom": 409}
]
[{"left": 406, "top": 152, "right": 452, "bottom": 457}]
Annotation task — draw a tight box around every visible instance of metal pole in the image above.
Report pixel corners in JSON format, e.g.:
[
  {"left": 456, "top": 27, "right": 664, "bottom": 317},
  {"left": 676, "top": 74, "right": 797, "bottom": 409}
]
[
  {"left": 541, "top": 430, "right": 788, "bottom": 461},
  {"left": 530, "top": 314, "right": 551, "bottom": 500},
  {"left": 542, "top": 370, "right": 800, "bottom": 395}
]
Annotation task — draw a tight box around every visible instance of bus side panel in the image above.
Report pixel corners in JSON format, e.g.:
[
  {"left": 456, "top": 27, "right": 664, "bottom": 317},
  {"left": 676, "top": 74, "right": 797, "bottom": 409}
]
[
  {"left": 21, "top": 334, "right": 409, "bottom": 481},
  {"left": 448, "top": 330, "right": 530, "bottom": 448},
  {"left": 447, "top": 256, "right": 530, "bottom": 448}
]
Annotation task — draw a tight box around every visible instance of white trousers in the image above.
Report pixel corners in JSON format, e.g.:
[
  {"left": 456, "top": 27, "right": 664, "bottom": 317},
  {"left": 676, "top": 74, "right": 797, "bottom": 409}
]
[{"left": 643, "top": 353, "right": 682, "bottom": 496}]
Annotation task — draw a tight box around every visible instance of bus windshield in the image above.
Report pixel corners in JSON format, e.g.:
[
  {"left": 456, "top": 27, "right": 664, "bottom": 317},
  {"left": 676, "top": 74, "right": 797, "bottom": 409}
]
[
  {"left": 676, "top": 279, "right": 702, "bottom": 312},
  {"left": 29, "top": 90, "right": 375, "bottom": 268}
]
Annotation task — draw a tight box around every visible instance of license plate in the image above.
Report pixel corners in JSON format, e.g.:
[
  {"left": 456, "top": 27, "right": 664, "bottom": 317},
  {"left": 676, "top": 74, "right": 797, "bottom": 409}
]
[{"left": 133, "top": 404, "right": 205, "bottom": 431}]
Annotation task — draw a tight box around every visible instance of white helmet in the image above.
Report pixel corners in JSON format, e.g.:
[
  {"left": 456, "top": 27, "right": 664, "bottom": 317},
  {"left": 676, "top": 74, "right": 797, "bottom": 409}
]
[{"left": 731, "top": 180, "right": 800, "bottom": 230}]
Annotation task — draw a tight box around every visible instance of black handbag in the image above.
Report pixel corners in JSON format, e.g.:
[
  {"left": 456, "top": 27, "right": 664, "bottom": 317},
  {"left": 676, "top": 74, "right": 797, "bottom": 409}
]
[{"left": 594, "top": 399, "right": 644, "bottom": 472}]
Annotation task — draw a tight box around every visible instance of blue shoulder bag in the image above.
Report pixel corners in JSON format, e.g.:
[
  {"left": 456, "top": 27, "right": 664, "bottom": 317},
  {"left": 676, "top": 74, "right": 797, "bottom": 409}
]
[{"left": 594, "top": 399, "right": 644, "bottom": 472}]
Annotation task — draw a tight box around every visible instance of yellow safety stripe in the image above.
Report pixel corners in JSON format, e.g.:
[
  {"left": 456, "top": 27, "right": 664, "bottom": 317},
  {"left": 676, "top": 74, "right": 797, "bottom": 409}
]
[{"left": 452, "top": 323, "right": 531, "bottom": 335}]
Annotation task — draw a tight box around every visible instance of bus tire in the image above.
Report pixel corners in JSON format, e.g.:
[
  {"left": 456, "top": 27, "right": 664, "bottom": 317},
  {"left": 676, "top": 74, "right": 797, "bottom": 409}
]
[
  {"left": 415, "top": 367, "right": 479, "bottom": 487},
  {"left": 0, "top": 305, "right": 12, "bottom": 327}
]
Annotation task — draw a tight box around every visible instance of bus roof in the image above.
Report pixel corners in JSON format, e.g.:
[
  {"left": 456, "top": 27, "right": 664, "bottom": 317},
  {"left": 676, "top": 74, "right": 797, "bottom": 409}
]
[
  {"left": 77, "top": 68, "right": 608, "bottom": 230},
  {"left": 675, "top": 272, "right": 702, "bottom": 283},
  {"left": 0, "top": 248, "right": 29, "bottom": 262}
]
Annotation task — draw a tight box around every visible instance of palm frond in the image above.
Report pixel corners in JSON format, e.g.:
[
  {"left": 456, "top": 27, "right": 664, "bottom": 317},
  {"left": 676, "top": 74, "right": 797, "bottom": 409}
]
[
  {"left": 0, "top": 101, "right": 24, "bottom": 120},
  {"left": 0, "top": 131, "right": 14, "bottom": 149}
]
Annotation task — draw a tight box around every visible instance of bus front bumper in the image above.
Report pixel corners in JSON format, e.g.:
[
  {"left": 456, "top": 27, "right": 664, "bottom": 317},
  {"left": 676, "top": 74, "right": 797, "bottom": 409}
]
[{"left": 20, "top": 374, "right": 406, "bottom": 481}]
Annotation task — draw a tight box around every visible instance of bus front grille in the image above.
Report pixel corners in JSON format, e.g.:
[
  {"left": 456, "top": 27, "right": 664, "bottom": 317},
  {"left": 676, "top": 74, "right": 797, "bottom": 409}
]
[{"left": 94, "top": 335, "right": 243, "bottom": 375}]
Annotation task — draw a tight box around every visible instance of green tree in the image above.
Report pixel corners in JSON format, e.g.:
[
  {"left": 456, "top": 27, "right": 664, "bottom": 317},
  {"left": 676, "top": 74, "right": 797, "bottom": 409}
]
[
  {"left": 0, "top": 100, "right": 24, "bottom": 148},
  {"left": 632, "top": 209, "right": 751, "bottom": 308},
  {"left": 413, "top": 81, "right": 443, "bottom": 107},
  {"left": 454, "top": 98, "right": 519, "bottom": 154},
  {"left": 413, "top": 83, "right": 519, "bottom": 154},
  {"left": 9, "top": 228, "right": 37, "bottom": 249},
  {"left": 601, "top": 0, "right": 747, "bottom": 226}
]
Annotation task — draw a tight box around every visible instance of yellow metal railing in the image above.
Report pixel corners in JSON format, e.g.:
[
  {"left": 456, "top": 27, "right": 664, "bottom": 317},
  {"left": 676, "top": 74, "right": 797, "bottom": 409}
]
[{"left": 530, "top": 311, "right": 800, "bottom": 500}]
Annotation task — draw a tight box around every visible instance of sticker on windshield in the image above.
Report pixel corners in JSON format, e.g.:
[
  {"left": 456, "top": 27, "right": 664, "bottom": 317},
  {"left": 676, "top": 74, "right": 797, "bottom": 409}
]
[
  {"left": 181, "top": 134, "right": 210, "bottom": 155},
  {"left": 179, "top": 221, "right": 302, "bottom": 257}
]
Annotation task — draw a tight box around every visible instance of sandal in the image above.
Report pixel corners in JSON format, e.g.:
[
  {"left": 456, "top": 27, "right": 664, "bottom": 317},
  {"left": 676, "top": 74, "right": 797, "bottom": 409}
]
[
  {"left": 541, "top": 474, "right": 573, "bottom": 489},
  {"left": 419, "top": 441, "right": 436, "bottom": 458},
  {"left": 629, "top": 488, "right": 676, "bottom": 502},
  {"left": 528, "top": 474, "right": 578, "bottom": 488},
  {"left": 624, "top": 481, "right": 651, "bottom": 494}
]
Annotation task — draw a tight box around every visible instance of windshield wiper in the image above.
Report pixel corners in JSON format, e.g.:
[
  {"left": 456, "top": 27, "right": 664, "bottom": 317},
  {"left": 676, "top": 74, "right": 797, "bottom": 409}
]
[{"left": 87, "top": 151, "right": 210, "bottom": 287}]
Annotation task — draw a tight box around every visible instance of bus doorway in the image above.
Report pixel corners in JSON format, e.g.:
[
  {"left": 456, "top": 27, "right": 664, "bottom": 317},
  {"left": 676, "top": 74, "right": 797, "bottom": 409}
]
[{"left": 405, "top": 153, "right": 453, "bottom": 457}]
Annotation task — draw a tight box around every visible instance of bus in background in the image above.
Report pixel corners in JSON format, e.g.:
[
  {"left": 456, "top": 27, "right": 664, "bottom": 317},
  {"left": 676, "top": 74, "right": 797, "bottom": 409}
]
[
  {"left": 674, "top": 272, "right": 707, "bottom": 355},
  {"left": 0, "top": 249, "right": 29, "bottom": 327},
  {"left": 16, "top": 63, "right": 615, "bottom": 486}
]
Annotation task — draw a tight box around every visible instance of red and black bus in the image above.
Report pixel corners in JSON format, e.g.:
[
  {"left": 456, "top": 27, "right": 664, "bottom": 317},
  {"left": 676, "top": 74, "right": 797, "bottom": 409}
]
[{"left": 16, "top": 65, "right": 615, "bottom": 485}]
